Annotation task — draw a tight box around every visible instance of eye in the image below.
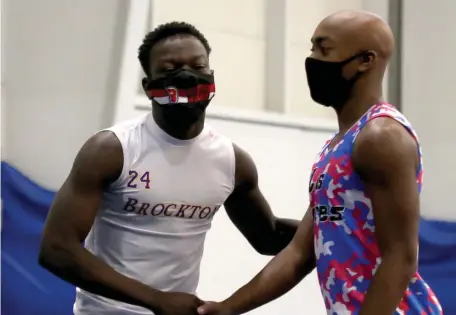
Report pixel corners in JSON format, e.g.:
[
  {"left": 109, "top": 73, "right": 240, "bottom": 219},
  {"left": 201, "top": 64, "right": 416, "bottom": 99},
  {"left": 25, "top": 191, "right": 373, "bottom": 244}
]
[
  {"left": 310, "top": 45, "right": 327, "bottom": 54},
  {"left": 312, "top": 46, "right": 329, "bottom": 55}
]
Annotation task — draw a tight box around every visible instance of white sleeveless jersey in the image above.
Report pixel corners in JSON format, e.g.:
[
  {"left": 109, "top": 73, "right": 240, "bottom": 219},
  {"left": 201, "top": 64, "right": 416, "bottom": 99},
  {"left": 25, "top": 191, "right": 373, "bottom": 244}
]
[{"left": 74, "top": 113, "right": 235, "bottom": 315}]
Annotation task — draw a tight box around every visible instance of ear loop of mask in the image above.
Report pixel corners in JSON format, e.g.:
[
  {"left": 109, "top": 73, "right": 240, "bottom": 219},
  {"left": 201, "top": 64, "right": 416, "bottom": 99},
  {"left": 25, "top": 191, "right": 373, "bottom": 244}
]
[
  {"left": 341, "top": 50, "right": 370, "bottom": 66},
  {"left": 344, "top": 50, "right": 373, "bottom": 82}
]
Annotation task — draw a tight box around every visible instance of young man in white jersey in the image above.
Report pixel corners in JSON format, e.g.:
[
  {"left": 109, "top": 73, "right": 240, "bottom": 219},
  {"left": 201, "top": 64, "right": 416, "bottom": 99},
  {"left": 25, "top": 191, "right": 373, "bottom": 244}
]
[{"left": 38, "top": 22, "right": 299, "bottom": 315}]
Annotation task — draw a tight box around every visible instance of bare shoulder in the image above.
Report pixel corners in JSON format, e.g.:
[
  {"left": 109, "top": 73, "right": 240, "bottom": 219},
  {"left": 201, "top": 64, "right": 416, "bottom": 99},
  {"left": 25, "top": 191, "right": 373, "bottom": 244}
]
[
  {"left": 70, "top": 130, "right": 124, "bottom": 185},
  {"left": 232, "top": 143, "right": 258, "bottom": 189},
  {"left": 352, "top": 117, "right": 418, "bottom": 180},
  {"left": 41, "top": 131, "right": 124, "bottom": 242},
  {"left": 78, "top": 131, "right": 123, "bottom": 162}
]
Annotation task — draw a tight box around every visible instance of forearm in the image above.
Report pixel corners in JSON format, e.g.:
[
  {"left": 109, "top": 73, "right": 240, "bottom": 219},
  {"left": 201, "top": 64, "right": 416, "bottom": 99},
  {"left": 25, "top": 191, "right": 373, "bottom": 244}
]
[
  {"left": 223, "top": 245, "right": 315, "bottom": 315},
  {"left": 359, "top": 257, "right": 416, "bottom": 315},
  {"left": 262, "top": 217, "right": 300, "bottom": 255},
  {"left": 39, "top": 241, "right": 161, "bottom": 310}
]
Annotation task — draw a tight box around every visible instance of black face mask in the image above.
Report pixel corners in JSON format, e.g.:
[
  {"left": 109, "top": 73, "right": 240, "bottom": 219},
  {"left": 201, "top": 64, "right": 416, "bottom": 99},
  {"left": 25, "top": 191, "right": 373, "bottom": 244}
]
[
  {"left": 305, "top": 51, "right": 368, "bottom": 109},
  {"left": 144, "top": 68, "right": 215, "bottom": 124}
]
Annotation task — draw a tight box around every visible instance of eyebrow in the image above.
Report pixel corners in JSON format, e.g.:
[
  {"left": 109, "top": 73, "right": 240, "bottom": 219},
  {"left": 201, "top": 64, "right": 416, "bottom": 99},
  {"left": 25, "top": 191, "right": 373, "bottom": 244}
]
[
  {"left": 157, "top": 54, "right": 207, "bottom": 63},
  {"left": 190, "top": 54, "right": 208, "bottom": 62},
  {"left": 311, "top": 36, "right": 332, "bottom": 44}
]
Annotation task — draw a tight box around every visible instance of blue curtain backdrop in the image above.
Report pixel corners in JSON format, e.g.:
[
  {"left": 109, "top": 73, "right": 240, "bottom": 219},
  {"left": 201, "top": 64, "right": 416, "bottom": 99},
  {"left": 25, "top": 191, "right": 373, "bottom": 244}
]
[{"left": 2, "top": 161, "right": 456, "bottom": 315}]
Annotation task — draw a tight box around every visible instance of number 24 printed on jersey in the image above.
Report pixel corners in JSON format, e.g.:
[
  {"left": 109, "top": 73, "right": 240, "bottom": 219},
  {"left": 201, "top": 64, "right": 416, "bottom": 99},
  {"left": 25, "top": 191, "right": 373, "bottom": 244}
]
[{"left": 127, "top": 170, "right": 151, "bottom": 189}]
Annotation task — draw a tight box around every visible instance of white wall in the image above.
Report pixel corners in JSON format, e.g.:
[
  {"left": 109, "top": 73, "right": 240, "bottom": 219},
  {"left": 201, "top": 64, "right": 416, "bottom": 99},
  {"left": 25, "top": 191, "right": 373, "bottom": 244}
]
[
  {"left": 2, "top": 0, "right": 127, "bottom": 189},
  {"left": 402, "top": 0, "right": 456, "bottom": 221}
]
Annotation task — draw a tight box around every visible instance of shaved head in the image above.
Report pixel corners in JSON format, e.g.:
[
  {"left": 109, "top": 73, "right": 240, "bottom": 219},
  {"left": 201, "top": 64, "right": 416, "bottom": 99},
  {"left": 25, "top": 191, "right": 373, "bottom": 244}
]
[
  {"left": 305, "top": 10, "right": 394, "bottom": 110},
  {"left": 318, "top": 10, "right": 394, "bottom": 59},
  {"left": 308, "top": 10, "right": 394, "bottom": 88}
]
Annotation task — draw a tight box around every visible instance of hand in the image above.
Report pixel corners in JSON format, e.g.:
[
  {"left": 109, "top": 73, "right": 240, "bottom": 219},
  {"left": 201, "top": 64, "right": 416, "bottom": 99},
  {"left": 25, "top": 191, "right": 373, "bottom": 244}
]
[
  {"left": 197, "top": 301, "right": 233, "bottom": 315},
  {"left": 152, "top": 291, "right": 204, "bottom": 315}
]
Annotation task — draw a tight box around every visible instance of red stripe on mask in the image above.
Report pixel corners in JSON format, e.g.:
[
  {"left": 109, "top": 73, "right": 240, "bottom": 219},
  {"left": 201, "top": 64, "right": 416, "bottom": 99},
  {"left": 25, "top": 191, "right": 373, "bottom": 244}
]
[{"left": 147, "top": 83, "right": 215, "bottom": 100}]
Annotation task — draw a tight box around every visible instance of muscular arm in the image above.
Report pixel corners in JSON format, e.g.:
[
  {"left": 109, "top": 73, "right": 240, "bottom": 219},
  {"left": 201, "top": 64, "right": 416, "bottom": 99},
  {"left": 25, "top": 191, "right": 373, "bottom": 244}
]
[
  {"left": 223, "top": 144, "right": 300, "bottom": 255},
  {"left": 38, "top": 132, "right": 162, "bottom": 310},
  {"left": 212, "top": 209, "right": 315, "bottom": 315},
  {"left": 352, "top": 118, "right": 420, "bottom": 315}
]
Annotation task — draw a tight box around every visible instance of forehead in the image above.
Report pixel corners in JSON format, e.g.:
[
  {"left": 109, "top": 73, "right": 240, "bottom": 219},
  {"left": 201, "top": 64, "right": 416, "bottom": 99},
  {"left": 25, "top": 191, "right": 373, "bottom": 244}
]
[
  {"left": 312, "top": 17, "right": 362, "bottom": 51},
  {"left": 150, "top": 35, "right": 207, "bottom": 66},
  {"left": 312, "top": 19, "right": 342, "bottom": 44}
]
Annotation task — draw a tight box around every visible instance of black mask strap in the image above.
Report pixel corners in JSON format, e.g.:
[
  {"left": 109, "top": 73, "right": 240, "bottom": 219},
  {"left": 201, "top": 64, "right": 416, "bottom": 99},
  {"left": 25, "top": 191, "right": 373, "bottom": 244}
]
[
  {"left": 340, "top": 50, "right": 371, "bottom": 66},
  {"left": 341, "top": 50, "right": 372, "bottom": 83}
]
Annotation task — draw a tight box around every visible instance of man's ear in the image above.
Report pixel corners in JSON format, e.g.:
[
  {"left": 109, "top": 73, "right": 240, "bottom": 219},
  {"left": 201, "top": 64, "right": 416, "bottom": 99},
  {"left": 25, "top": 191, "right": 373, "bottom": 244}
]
[{"left": 358, "top": 51, "right": 377, "bottom": 73}]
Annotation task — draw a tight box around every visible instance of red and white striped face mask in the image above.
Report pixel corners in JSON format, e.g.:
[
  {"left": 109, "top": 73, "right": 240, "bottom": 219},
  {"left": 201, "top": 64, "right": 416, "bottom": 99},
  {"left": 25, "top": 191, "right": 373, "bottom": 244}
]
[{"left": 145, "top": 69, "right": 215, "bottom": 108}]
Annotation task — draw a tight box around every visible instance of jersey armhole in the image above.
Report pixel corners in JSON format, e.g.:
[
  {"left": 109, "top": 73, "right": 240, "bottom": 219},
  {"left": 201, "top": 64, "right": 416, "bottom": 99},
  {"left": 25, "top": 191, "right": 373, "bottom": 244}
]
[
  {"left": 355, "top": 113, "right": 423, "bottom": 178},
  {"left": 228, "top": 141, "right": 236, "bottom": 194},
  {"left": 207, "top": 125, "right": 236, "bottom": 195},
  {"left": 362, "top": 113, "right": 420, "bottom": 145}
]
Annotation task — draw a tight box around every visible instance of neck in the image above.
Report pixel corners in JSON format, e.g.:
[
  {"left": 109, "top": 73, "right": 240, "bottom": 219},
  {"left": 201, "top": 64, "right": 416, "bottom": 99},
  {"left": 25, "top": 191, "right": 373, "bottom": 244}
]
[
  {"left": 152, "top": 106, "right": 205, "bottom": 140},
  {"left": 335, "top": 84, "right": 383, "bottom": 133}
]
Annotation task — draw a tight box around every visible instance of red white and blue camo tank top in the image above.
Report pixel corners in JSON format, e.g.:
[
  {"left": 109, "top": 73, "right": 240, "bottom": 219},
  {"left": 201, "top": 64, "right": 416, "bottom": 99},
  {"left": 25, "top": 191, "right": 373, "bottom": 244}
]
[{"left": 309, "top": 103, "right": 442, "bottom": 315}]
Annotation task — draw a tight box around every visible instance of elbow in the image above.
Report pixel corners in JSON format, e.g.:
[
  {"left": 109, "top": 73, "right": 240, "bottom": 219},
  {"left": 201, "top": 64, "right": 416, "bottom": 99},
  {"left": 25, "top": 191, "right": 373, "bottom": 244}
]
[
  {"left": 254, "top": 246, "right": 277, "bottom": 256},
  {"left": 38, "top": 238, "right": 58, "bottom": 270},
  {"left": 384, "top": 248, "right": 418, "bottom": 280},
  {"left": 401, "top": 247, "right": 418, "bottom": 277},
  {"left": 403, "top": 257, "right": 418, "bottom": 279},
  {"left": 38, "top": 236, "right": 74, "bottom": 273},
  {"left": 249, "top": 241, "right": 273, "bottom": 256},
  {"left": 398, "top": 258, "right": 417, "bottom": 281},
  {"left": 251, "top": 237, "right": 291, "bottom": 256},
  {"left": 252, "top": 239, "right": 291, "bottom": 256},
  {"left": 399, "top": 260, "right": 417, "bottom": 286},
  {"left": 253, "top": 221, "right": 295, "bottom": 256},
  {"left": 247, "top": 218, "right": 295, "bottom": 255},
  {"left": 249, "top": 238, "right": 279, "bottom": 256}
]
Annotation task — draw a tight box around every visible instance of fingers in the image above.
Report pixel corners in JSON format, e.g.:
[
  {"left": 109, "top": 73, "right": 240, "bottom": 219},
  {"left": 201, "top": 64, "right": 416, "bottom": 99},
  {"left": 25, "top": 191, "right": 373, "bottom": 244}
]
[
  {"left": 197, "top": 306, "right": 206, "bottom": 315},
  {"left": 197, "top": 302, "right": 214, "bottom": 315}
]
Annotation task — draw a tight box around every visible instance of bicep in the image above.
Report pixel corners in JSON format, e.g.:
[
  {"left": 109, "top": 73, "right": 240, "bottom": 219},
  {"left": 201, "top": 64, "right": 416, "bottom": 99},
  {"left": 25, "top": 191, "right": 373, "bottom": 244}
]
[
  {"left": 224, "top": 185, "right": 275, "bottom": 235},
  {"left": 289, "top": 207, "right": 314, "bottom": 258},
  {"left": 364, "top": 162, "right": 419, "bottom": 254},
  {"left": 44, "top": 176, "right": 104, "bottom": 242},
  {"left": 224, "top": 143, "right": 275, "bottom": 234},
  {"left": 42, "top": 132, "right": 122, "bottom": 243}
]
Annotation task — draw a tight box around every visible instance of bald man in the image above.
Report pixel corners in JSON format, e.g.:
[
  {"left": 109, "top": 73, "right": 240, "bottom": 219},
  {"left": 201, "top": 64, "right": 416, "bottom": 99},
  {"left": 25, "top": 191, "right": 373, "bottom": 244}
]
[{"left": 197, "top": 10, "right": 442, "bottom": 315}]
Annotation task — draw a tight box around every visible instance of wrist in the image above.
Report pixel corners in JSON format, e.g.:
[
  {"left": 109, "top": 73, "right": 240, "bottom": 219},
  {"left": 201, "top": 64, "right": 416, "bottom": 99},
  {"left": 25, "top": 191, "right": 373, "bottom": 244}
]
[
  {"left": 142, "top": 287, "right": 165, "bottom": 311},
  {"left": 220, "top": 298, "right": 241, "bottom": 315}
]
